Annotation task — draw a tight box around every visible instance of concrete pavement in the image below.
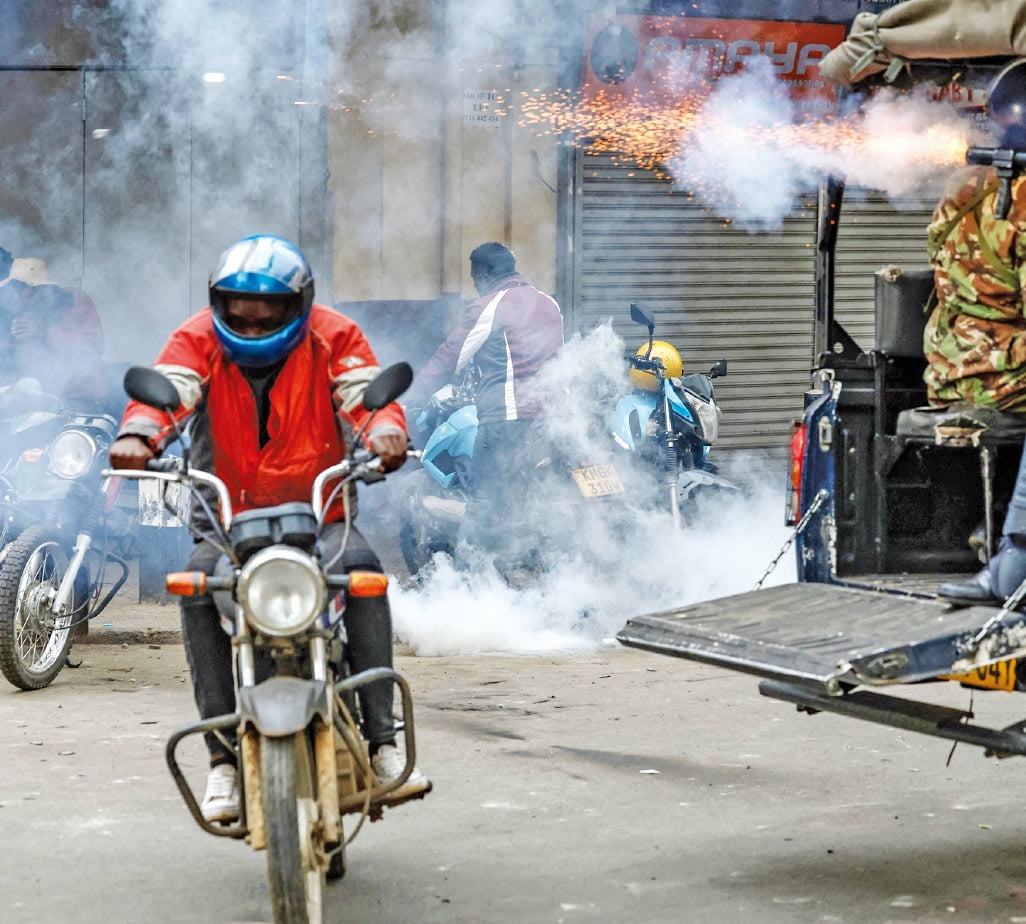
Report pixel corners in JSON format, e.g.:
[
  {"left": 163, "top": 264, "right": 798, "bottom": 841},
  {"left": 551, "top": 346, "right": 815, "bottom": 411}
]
[
  {"left": 7, "top": 640, "right": 1026, "bottom": 923},
  {"left": 76, "top": 565, "right": 183, "bottom": 647}
]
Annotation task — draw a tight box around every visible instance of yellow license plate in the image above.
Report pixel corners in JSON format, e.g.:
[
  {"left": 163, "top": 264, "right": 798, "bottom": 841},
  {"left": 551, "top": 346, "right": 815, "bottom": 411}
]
[
  {"left": 940, "top": 658, "right": 1018, "bottom": 692},
  {"left": 572, "top": 464, "right": 625, "bottom": 498}
]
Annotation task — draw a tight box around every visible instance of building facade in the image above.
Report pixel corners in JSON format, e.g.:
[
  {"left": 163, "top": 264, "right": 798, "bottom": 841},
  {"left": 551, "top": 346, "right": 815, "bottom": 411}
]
[{"left": 2, "top": 0, "right": 947, "bottom": 449}]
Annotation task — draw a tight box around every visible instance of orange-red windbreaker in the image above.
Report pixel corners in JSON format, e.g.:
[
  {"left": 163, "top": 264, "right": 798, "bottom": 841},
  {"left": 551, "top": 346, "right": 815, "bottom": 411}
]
[{"left": 118, "top": 304, "right": 406, "bottom": 520}]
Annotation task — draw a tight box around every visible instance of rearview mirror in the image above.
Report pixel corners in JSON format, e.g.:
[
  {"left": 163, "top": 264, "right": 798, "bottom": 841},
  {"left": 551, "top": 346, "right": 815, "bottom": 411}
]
[
  {"left": 629, "top": 301, "right": 656, "bottom": 336},
  {"left": 709, "top": 359, "right": 727, "bottom": 379},
  {"left": 363, "top": 362, "right": 413, "bottom": 411},
  {"left": 124, "top": 366, "right": 180, "bottom": 413}
]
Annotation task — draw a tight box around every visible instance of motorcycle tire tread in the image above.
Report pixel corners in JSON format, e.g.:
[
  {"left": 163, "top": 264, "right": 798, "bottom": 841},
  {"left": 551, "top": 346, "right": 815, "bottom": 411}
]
[
  {"left": 261, "top": 733, "right": 327, "bottom": 924},
  {"left": 0, "top": 525, "right": 77, "bottom": 691}
]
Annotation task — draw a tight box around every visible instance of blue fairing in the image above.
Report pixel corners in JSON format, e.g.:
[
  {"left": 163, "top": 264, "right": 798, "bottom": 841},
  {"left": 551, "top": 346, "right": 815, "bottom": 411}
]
[
  {"left": 665, "top": 381, "right": 690, "bottom": 420},
  {"left": 421, "top": 404, "right": 478, "bottom": 488},
  {"left": 611, "top": 392, "right": 655, "bottom": 451},
  {"left": 611, "top": 382, "right": 696, "bottom": 451}
]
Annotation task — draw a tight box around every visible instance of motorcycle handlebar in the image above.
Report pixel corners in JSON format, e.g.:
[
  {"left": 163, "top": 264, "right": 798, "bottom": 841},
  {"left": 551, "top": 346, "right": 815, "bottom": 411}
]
[
  {"left": 145, "top": 457, "right": 181, "bottom": 473},
  {"left": 627, "top": 355, "right": 666, "bottom": 372}
]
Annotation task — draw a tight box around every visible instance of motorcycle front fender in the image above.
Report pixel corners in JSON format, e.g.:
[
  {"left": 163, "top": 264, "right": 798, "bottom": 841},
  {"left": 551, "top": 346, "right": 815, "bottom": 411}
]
[
  {"left": 677, "top": 468, "right": 739, "bottom": 494},
  {"left": 238, "top": 676, "right": 332, "bottom": 738}
]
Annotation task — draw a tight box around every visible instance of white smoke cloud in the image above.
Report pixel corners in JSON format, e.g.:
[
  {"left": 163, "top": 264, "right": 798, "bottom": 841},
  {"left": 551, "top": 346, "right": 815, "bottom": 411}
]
[
  {"left": 390, "top": 471, "right": 793, "bottom": 656},
  {"left": 669, "top": 57, "right": 990, "bottom": 231},
  {"left": 389, "top": 324, "right": 795, "bottom": 656}
]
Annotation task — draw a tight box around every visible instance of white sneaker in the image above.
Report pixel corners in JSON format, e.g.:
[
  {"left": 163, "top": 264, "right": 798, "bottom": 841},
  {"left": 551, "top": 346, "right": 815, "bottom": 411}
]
[
  {"left": 201, "top": 763, "right": 240, "bottom": 823},
  {"left": 371, "top": 743, "right": 431, "bottom": 797}
]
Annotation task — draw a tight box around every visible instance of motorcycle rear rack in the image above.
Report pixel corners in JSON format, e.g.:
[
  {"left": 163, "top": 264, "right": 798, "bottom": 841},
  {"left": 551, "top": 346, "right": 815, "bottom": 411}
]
[{"left": 165, "top": 667, "right": 422, "bottom": 838}]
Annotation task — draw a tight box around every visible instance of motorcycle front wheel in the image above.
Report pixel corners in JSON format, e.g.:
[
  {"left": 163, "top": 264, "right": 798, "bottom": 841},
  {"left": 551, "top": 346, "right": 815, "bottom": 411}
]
[
  {"left": 398, "top": 470, "right": 458, "bottom": 576},
  {"left": 0, "top": 527, "right": 77, "bottom": 690},
  {"left": 262, "top": 732, "right": 327, "bottom": 924}
]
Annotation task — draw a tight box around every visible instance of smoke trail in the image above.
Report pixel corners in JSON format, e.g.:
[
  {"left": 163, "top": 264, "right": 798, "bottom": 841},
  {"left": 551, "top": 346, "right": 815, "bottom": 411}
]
[
  {"left": 668, "top": 58, "right": 989, "bottom": 230},
  {"left": 522, "top": 54, "right": 989, "bottom": 232}
]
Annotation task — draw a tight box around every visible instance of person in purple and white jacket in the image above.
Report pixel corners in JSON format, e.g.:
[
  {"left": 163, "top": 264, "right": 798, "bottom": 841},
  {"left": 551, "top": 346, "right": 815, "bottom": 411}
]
[{"left": 412, "top": 242, "right": 564, "bottom": 563}]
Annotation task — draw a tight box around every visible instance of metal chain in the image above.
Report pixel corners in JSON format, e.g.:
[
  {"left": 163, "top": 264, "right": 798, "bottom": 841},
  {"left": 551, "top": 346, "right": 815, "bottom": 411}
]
[
  {"left": 752, "top": 488, "right": 829, "bottom": 591},
  {"left": 964, "top": 570, "right": 1026, "bottom": 653}
]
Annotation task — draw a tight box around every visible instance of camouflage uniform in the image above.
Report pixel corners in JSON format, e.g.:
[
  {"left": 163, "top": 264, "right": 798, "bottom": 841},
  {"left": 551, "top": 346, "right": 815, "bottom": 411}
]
[{"left": 924, "top": 165, "right": 1026, "bottom": 411}]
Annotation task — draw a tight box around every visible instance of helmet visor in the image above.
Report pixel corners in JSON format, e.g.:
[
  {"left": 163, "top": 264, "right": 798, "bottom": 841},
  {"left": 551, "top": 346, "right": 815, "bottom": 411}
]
[{"left": 215, "top": 292, "right": 302, "bottom": 338}]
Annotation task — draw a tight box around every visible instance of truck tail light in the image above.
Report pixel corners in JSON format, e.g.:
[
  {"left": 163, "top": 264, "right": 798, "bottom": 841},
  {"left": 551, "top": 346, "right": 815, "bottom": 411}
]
[{"left": 785, "top": 420, "right": 807, "bottom": 526}]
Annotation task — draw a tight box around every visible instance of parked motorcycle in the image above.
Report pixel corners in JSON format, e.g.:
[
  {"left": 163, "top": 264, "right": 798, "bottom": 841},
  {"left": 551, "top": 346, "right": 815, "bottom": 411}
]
[
  {"left": 0, "top": 378, "right": 131, "bottom": 690},
  {"left": 611, "top": 302, "right": 738, "bottom": 528},
  {"left": 398, "top": 370, "right": 627, "bottom": 579},
  {"left": 110, "top": 362, "right": 428, "bottom": 924}
]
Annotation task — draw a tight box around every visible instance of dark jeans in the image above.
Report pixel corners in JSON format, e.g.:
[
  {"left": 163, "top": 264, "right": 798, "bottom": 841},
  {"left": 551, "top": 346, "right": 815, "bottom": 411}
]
[
  {"left": 457, "top": 418, "right": 545, "bottom": 562},
  {"left": 181, "top": 522, "right": 396, "bottom": 766}
]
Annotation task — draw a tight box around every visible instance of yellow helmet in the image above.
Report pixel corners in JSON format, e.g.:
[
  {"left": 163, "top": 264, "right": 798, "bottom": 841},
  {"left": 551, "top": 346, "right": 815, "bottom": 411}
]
[{"left": 630, "top": 340, "right": 682, "bottom": 391}]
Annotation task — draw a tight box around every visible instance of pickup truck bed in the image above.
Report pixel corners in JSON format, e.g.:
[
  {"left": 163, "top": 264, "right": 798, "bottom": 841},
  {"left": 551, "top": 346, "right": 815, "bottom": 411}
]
[{"left": 616, "top": 580, "right": 1022, "bottom": 687}]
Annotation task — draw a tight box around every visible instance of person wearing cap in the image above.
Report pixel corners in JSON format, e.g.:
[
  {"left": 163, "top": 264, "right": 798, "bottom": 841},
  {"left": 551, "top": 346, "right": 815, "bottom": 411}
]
[
  {"left": 0, "top": 257, "right": 105, "bottom": 407},
  {"left": 410, "top": 242, "right": 564, "bottom": 566}
]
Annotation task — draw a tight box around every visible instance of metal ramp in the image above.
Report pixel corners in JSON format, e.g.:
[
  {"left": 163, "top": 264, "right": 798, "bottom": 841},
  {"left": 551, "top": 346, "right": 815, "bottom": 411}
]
[
  {"left": 616, "top": 582, "right": 1025, "bottom": 687},
  {"left": 618, "top": 583, "right": 1026, "bottom": 757}
]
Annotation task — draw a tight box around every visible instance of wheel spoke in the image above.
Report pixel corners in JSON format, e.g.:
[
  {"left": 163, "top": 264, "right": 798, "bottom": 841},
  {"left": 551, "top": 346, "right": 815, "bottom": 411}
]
[
  {"left": 0, "top": 529, "right": 76, "bottom": 690},
  {"left": 14, "top": 545, "right": 68, "bottom": 672}
]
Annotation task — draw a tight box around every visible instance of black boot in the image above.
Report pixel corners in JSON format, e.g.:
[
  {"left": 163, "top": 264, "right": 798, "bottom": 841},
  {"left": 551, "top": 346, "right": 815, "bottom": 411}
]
[
  {"left": 937, "top": 567, "right": 997, "bottom": 605},
  {"left": 938, "top": 535, "right": 1026, "bottom": 604}
]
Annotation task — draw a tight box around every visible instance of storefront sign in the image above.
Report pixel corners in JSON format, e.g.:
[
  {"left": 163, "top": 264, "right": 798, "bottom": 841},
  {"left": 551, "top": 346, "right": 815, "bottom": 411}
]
[
  {"left": 584, "top": 16, "right": 846, "bottom": 113},
  {"left": 463, "top": 89, "right": 503, "bottom": 130}
]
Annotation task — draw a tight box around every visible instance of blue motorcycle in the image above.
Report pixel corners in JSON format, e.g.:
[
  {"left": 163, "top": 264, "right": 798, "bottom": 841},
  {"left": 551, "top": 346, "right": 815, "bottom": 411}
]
[
  {"left": 398, "top": 369, "right": 628, "bottom": 579},
  {"left": 611, "top": 302, "right": 737, "bottom": 528},
  {"left": 398, "top": 376, "right": 478, "bottom": 576}
]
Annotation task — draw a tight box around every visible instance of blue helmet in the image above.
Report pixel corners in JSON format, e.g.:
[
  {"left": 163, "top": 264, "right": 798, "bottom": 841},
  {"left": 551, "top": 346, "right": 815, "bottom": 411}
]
[{"left": 209, "top": 234, "right": 315, "bottom": 368}]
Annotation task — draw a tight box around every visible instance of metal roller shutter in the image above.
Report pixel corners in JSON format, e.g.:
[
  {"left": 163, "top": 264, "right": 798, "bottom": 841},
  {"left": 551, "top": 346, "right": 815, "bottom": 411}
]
[
  {"left": 574, "top": 152, "right": 817, "bottom": 452},
  {"left": 834, "top": 191, "right": 935, "bottom": 352},
  {"left": 573, "top": 155, "right": 937, "bottom": 451}
]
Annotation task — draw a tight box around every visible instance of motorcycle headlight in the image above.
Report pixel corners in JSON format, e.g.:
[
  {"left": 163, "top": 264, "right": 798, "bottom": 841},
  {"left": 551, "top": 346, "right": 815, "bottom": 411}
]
[
  {"left": 691, "top": 397, "right": 720, "bottom": 444},
  {"left": 237, "top": 546, "right": 325, "bottom": 637},
  {"left": 49, "top": 429, "right": 98, "bottom": 479}
]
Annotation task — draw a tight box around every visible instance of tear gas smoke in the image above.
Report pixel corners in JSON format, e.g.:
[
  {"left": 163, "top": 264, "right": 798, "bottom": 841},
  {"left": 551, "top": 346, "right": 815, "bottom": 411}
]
[
  {"left": 389, "top": 324, "right": 794, "bottom": 657},
  {"left": 522, "top": 56, "right": 987, "bottom": 230}
]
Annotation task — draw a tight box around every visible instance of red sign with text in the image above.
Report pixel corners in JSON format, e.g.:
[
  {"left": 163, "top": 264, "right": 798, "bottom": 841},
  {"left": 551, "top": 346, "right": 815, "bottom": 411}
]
[{"left": 584, "top": 16, "right": 846, "bottom": 113}]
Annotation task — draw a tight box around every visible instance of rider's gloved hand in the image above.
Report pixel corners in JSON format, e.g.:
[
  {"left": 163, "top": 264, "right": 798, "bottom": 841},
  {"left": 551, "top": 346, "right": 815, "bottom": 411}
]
[
  {"left": 109, "top": 435, "right": 157, "bottom": 470},
  {"left": 367, "top": 426, "right": 408, "bottom": 473}
]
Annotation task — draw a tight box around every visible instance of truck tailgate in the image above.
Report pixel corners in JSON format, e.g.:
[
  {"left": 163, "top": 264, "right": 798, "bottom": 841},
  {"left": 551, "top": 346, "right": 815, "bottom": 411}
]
[{"left": 617, "top": 583, "right": 1026, "bottom": 687}]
